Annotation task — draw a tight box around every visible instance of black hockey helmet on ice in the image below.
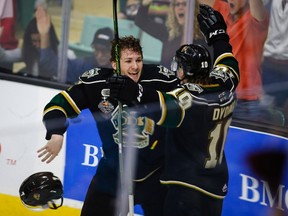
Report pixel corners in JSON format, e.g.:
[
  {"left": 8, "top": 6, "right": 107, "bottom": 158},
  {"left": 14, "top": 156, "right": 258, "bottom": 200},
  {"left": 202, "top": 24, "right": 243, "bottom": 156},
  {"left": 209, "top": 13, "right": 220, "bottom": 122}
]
[
  {"left": 19, "top": 172, "right": 63, "bottom": 210},
  {"left": 171, "top": 44, "right": 211, "bottom": 78}
]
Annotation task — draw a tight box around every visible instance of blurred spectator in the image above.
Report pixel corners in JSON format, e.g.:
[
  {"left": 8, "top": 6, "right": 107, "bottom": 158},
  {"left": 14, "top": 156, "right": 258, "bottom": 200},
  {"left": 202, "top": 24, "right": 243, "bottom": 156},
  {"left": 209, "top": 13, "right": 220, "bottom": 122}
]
[
  {"left": 21, "top": 5, "right": 112, "bottom": 84},
  {"left": 20, "top": 5, "right": 70, "bottom": 80},
  {"left": 147, "top": 0, "right": 171, "bottom": 24},
  {"left": 262, "top": 0, "right": 288, "bottom": 126},
  {"left": 65, "top": 27, "right": 113, "bottom": 83},
  {"left": 199, "top": 0, "right": 272, "bottom": 124},
  {"left": 118, "top": 0, "right": 141, "bottom": 20},
  {"left": 0, "top": 0, "right": 19, "bottom": 71},
  {"left": 135, "top": 0, "right": 205, "bottom": 68}
]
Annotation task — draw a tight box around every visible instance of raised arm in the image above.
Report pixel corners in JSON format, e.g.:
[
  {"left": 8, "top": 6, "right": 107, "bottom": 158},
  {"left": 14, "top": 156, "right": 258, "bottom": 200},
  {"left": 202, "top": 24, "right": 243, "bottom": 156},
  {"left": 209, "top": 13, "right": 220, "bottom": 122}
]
[
  {"left": 248, "top": 0, "right": 267, "bottom": 21},
  {"left": 197, "top": 0, "right": 215, "bottom": 7},
  {"left": 35, "top": 6, "right": 51, "bottom": 49}
]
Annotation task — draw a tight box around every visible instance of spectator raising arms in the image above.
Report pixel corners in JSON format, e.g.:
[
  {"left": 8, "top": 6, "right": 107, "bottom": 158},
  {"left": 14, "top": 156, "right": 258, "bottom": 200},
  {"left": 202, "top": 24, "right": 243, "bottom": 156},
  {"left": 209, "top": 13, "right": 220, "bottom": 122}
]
[
  {"left": 135, "top": 0, "right": 205, "bottom": 68},
  {"left": 24, "top": 4, "right": 112, "bottom": 84},
  {"left": 198, "top": 0, "right": 270, "bottom": 123},
  {"left": 21, "top": 5, "right": 62, "bottom": 80}
]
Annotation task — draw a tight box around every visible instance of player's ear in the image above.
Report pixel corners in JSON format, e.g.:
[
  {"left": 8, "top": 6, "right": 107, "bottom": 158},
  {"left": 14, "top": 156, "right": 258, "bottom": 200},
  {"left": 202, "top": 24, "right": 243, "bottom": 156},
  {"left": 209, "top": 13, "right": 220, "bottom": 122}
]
[{"left": 111, "top": 61, "right": 116, "bottom": 70}]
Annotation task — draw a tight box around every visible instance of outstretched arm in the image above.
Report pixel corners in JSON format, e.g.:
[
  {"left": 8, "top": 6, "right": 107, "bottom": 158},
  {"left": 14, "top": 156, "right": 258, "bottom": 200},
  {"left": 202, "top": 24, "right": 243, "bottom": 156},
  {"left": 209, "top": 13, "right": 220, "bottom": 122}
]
[{"left": 37, "top": 134, "right": 63, "bottom": 163}]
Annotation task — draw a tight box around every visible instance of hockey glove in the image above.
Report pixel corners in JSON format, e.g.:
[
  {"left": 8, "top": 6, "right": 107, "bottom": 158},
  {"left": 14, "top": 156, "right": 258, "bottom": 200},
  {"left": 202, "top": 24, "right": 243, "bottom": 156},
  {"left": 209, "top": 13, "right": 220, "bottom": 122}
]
[
  {"left": 107, "top": 75, "right": 143, "bottom": 104},
  {"left": 197, "top": 4, "right": 229, "bottom": 46}
]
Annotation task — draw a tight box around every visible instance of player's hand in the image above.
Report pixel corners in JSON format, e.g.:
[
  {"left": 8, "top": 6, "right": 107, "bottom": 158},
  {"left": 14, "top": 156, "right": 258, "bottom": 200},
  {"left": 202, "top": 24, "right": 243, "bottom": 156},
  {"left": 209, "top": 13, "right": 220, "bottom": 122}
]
[
  {"left": 37, "top": 134, "right": 63, "bottom": 163},
  {"left": 197, "top": 4, "right": 229, "bottom": 46},
  {"left": 107, "top": 75, "right": 143, "bottom": 104}
]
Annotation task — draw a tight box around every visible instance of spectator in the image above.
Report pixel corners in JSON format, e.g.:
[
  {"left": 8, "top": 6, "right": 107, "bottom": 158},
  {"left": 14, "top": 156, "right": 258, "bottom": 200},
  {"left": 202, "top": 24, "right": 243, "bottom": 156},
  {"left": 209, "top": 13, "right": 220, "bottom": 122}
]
[
  {"left": 199, "top": 0, "right": 271, "bottom": 123},
  {"left": 20, "top": 5, "right": 65, "bottom": 80},
  {"left": 146, "top": 0, "right": 171, "bottom": 24},
  {"left": 118, "top": 0, "right": 141, "bottom": 20},
  {"left": 135, "top": 0, "right": 206, "bottom": 68},
  {"left": 66, "top": 27, "right": 113, "bottom": 84},
  {"left": 0, "top": 0, "right": 19, "bottom": 71},
  {"left": 262, "top": 0, "right": 288, "bottom": 126},
  {"left": 26, "top": 4, "right": 112, "bottom": 83}
]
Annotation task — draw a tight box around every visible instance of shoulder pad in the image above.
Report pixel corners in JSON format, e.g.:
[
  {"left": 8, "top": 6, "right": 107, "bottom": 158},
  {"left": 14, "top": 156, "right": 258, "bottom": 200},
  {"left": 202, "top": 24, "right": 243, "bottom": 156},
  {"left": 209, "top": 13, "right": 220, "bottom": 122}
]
[
  {"left": 79, "top": 67, "right": 113, "bottom": 83},
  {"left": 142, "top": 64, "right": 177, "bottom": 81},
  {"left": 183, "top": 83, "right": 204, "bottom": 94}
]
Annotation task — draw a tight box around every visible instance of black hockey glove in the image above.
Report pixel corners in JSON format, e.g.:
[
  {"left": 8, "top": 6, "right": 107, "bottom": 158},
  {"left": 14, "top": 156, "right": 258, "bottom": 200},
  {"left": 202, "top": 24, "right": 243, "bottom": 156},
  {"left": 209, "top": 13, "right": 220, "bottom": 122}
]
[
  {"left": 197, "top": 4, "right": 229, "bottom": 46},
  {"left": 107, "top": 75, "right": 143, "bottom": 104}
]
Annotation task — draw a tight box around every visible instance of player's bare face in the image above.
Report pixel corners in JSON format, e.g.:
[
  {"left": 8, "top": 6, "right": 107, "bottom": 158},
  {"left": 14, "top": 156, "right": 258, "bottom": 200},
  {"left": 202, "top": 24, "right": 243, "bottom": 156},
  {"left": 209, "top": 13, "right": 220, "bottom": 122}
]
[
  {"left": 119, "top": 49, "right": 143, "bottom": 83},
  {"left": 174, "top": 0, "right": 186, "bottom": 26}
]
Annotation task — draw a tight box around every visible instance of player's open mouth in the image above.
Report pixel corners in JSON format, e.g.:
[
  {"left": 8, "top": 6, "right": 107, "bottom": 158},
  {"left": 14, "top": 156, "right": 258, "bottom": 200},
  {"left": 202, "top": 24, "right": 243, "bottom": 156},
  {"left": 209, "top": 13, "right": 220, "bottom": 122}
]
[
  {"left": 128, "top": 72, "right": 139, "bottom": 80},
  {"left": 178, "top": 13, "right": 185, "bottom": 18}
]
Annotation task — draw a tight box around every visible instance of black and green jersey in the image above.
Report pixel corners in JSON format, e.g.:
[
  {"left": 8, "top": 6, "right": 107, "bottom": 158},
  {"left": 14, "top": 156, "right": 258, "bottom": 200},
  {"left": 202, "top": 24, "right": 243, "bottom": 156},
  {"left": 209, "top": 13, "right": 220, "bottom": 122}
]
[
  {"left": 42, "top": 64, "right": 179, "bottom": 195},
  {"left": 138, "top": 42, "right": 240, "bottom": 199}
]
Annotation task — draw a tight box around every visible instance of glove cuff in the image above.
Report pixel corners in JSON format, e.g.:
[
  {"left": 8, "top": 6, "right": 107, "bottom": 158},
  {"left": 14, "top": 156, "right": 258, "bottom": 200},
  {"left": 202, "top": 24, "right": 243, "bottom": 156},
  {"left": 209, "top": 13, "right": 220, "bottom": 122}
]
[
  {"left": 138, "top": 85, "right": 160, "bottom": 104},
  {"left": 208, "top": 29, "right": 229, "bottom": 46}
]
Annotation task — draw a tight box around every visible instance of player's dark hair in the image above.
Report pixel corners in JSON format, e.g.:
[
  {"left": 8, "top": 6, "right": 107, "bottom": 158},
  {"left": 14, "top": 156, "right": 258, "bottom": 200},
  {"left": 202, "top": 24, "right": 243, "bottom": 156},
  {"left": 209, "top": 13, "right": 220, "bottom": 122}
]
[{"left": 110, "top": 36, "right": 143, "bottom": 62}]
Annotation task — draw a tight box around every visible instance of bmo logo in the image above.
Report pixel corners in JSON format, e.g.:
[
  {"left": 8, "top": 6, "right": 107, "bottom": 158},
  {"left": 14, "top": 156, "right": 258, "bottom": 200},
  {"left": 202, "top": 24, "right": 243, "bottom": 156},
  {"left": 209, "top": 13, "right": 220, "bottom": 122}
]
[
  {"left": 81, "top": 144, "right": 101, "bottom": 167},
  {"left": 239, "top": 173, "right": 288, "bottom": 212}
]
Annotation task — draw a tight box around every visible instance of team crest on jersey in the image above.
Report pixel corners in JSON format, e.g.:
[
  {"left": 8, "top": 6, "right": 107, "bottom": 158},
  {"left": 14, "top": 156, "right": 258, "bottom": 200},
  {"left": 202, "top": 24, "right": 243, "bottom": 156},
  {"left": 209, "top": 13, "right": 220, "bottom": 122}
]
[
  {"left": 81, "top": 68, "right": 101, "bottom": 78},
  {"left": 210, "top": 66, "right": 229, "bottom": 82},
  {"left": 157, "top": 65, "right": 175, "bottom": 78},
  {"left": 111, "top": 106, "right": 155, "bottom": 149},
  {"left": 98, "top": 88, "right": 114, "bottom": 113},
  {"left": 184, "top": 83, "right": 203, "bottom": 93}
]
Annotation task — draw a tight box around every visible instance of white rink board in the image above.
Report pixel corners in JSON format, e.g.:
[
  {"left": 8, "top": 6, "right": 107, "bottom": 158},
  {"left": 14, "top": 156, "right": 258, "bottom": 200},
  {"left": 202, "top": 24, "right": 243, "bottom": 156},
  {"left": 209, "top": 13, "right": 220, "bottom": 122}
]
[{"left": 0, "top": 79, "right": 65, "bottom": 196}]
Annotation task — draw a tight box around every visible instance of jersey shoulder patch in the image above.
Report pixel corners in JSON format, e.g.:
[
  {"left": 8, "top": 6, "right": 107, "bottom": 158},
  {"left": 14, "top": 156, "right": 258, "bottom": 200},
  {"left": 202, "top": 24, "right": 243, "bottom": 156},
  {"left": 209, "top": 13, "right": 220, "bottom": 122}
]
[
  {"left": 183, "top": 83, "right": 204, "bottom": 94},
  {"left": 142, "top": 64, "right": 176, "bottom": 80},
  {"left": 209, "top": 65, "right": 230, "bottom": 82},
  {"left": 79, "top": 67, "right": 113, "bottom": 83}
]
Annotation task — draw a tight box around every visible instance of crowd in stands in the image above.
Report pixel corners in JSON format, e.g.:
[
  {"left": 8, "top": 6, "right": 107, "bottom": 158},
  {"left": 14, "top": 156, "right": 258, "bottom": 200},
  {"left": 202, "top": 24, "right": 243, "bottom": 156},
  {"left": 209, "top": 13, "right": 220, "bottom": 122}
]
[{"left": 0, "top": 0, "right": 287, "bottom": 127}]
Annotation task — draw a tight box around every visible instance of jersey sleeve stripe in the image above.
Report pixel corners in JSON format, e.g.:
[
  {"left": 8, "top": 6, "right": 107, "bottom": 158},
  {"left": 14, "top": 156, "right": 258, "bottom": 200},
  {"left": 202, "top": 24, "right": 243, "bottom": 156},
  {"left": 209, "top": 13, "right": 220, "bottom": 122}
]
[
  {"left": 156, "top": 91, "right": 167, "bottom": 125},
  {"left": 43, "top": 106, "right": 68, "bottom": 118},
  {"left": 61, "top": 91, "right": 81, "bottom": 114},
  {"left": 214, "top": 52, "right": 234, "bottom": 66}
]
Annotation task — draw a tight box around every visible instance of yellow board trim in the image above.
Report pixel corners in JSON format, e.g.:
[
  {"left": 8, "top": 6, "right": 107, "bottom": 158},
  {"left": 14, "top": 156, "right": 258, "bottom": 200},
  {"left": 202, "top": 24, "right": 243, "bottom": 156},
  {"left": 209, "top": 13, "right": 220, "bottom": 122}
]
[{"left": 0, "top": 194, "right": 81, "bottom": 216}]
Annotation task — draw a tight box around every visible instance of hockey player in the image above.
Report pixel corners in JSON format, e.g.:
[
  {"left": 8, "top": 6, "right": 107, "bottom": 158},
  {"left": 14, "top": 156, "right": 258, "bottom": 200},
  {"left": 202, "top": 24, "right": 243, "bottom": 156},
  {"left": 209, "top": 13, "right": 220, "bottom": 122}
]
[
  {"left": 107, "top": 5, "right": 240, "bottom": 216},
  {"left": 37, "top": 36, "right": 179, "bottom": 216}
]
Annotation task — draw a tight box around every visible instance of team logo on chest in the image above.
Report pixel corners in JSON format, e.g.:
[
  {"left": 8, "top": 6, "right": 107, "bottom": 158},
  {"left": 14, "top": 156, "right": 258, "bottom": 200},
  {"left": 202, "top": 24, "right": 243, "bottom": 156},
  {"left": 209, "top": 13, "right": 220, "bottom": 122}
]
[
  {"left": 98, "top": 88, "right": 114, "bottom": 113},
  {"left": 111, "top": 106, "right": 155, "bottom": 149}
]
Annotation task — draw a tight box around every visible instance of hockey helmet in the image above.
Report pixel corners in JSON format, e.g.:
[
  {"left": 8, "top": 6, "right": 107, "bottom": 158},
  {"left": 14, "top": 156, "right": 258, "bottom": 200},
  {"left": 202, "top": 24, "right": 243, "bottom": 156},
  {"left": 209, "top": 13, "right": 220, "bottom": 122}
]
[
  {"left": 171, "top": 44, "right": 211, "bottom": 78},
  {"left": 19, "top": 172, "right": 63, "bottom": 210}
]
